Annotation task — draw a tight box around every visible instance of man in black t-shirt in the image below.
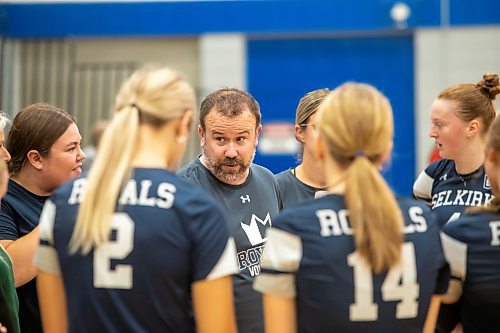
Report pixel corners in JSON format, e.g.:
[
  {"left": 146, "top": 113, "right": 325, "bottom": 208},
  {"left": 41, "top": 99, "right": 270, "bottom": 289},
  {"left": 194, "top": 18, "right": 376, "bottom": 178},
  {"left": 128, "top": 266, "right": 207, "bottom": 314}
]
[{"left": 178, "top": 88, "right": 282, "bottom": 333}]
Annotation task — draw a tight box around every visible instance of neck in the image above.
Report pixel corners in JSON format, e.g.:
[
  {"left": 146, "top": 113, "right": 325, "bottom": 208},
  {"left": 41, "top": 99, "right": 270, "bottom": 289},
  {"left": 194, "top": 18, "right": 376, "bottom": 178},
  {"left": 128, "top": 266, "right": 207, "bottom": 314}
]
[
  {"left": 295, "top": 158, "right": 325, "bottom": 188},
  {"left": 454, "top": 139, "right": 485, "bottom": 174},
  {"left": 130, "top": 125, "right": 175, "bottom": 170},
  {"left": 323, "top": 157, "right": 348, "bottom": 195},
  {"left": 11, "top": 171, "right": 52, "bottom": 196}
]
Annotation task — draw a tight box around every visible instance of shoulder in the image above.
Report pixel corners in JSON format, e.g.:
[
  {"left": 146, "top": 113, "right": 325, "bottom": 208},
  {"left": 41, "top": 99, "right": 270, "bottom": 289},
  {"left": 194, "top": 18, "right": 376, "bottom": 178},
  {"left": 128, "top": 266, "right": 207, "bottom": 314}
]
[
  {"left": 275, "top": 168, "right": 292, "bottom": 180},
  {"left": 397, "top": 196, "right": 433, "bottom": 213},
  {"left": 3, "top": 180, "right": 30, "bottom": 201},
  {"left": 176, "top": 160, "right": 203, "bottom": 184},
  {"left": 250, "top": 164, "right": 280, "bottom": 189},
  {"left": 251, "top": 163, "right": 277, "bottom": 179},
  {"left": 413, "top": 159, "right": 453, "bottom": 199},
  {"left": 426, "top": 159, "right": 454, "bottom": 178},
  {"left": 1, "top": 180, "right": 43, "bottom": 213},
  {"left": 274, "top": 195, "right": 341, "bottom": 231},
  {"left": 275, "top": 168, "right": 294, "bottom": 184},
  {"left": 415, "top": 159, "right": 453, "bottom": 182},
  {"left": 177, "top": 159, "right": 200, "bottom": 177},
  {"left": 168, "top": 173, "right": 224, "bottom": 217},
  {"left": 397, "top": 196, "right": 440, "bottom": 230},
  {"left": 443, "top": 211, "right": 496, "bottom": 243},
  {"left": 275, "top": 168, "right": 295, "bottom": 188}
]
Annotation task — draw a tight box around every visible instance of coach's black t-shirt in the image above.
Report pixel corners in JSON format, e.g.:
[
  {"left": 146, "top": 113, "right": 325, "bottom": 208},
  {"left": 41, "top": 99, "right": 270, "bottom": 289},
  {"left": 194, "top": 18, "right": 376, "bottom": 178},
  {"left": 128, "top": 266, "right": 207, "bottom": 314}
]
[
  {"left": 0, "top": 180, "right": 49, "bottom": 333},
  {"left": 178, "top": 158, "right": 282, "bottom": 333}
]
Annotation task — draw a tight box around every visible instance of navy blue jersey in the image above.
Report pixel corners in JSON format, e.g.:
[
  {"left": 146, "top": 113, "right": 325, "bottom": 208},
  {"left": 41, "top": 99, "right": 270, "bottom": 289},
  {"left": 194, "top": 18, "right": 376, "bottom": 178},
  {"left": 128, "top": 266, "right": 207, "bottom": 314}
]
[
  {"left": 275, "top": 168, "right": 327, "bottom": 208},
  {"left": 35, "top": 168, "right": 237, "bottom": 333},
  {"left": 441, "top": 210, "right": 500, "bottom": 333},
  {"left": 178, "top": 158, "right": 282, "bottom": 333},
  {"left": 0, "top": 180, "right": 49, "bottom": 333},
  {"left": 255, "top": 195, "right": 450, "bottom": 333},
  {"left": 413, "top": 159, "right": 492, "bottom": 226}
]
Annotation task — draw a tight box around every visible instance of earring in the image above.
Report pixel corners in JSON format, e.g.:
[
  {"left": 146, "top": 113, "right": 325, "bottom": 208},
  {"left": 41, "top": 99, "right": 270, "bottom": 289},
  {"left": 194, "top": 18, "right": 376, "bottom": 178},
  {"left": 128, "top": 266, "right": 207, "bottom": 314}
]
[{"left": 176, "top": 136, "right": 186, "bottom": 144}]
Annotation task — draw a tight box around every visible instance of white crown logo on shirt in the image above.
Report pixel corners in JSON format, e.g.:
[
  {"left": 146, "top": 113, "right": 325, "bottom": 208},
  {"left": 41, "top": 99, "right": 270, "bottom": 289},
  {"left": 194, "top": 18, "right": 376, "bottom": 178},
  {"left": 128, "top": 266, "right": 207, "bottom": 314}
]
[
  {"left": 241, "top": 213, "right": 271, "bottom": 246},
  {"left": 240, "top": 195, "right": 250, "bottom": 203},
  {"left": 439, "top": 174, "right": 447, "bottom": 181}
]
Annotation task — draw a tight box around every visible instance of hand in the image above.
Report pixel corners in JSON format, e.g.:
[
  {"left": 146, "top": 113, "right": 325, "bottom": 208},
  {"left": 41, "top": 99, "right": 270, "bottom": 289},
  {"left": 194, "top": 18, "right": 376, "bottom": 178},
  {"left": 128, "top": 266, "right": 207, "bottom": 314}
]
[
  {"left": 451, "top": 323, "right": 463, "bottom": 333},
  {"left": 0, "top": 321, "right": 7, "bottom": 333}
]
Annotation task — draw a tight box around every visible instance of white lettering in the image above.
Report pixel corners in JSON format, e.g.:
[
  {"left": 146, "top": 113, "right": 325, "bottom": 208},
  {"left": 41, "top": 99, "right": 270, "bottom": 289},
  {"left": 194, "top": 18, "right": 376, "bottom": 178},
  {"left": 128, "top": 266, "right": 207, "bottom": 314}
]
[
  {"left": 443, "top": 190, "right": 453, "bottom": 206},
  {"left": 433, "top": 190, "right": 492, "bottom": 208},
  {"left": 68, "top": 178, "right": 87, "bottom": 205},
  {"left": 489, "top": 221, "right": 500, "bottom": 246},
  {"left": 156, "top": 183, "right": 176, "bottom": 209},
  {"left": 317, "top": 209, "right": 341, "bottom": 236},
  {"left": 338, "top": 209, "right": 353, "bottom": 235},
  {"left": 464, "top": 191, "right": 474, "bottom": 206},
  {"left": 404, "top": 206, "right": 428, "bottom": 234},
  {"left": 248, "top": 265, "right": 261, "bottom": 276},
  {"left": 236, "top": 245, "right": 265, "bottom": 271},
  {"left": 471, "top": 191, "right": 484, "bottom": 206},
  {"left": 317, "top": 209, "right": 351, "bottom": 236},
  {"left": 138, "top": 180, "right": 155, "bottom": 206},
  {"left": 119, "top": 180, "right": 138, "bottom": 205},
  {"left": 485, "top": 193, "right": 494, "bottom": 205},
  {"left": 436, "top": 192, "right": 446, "bottom": 207},
  {"left": 452, "top": 190, "right": 467, "bottom": 205},
  {"left": 119, "top": 180, "right": 176, "bottom": 209}
]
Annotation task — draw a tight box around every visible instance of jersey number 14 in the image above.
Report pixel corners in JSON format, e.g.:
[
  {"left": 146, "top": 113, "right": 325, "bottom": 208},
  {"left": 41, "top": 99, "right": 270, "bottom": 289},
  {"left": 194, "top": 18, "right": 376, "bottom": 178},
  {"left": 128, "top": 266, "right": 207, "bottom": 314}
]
[{"left": 347, "top": 242, "right": 419, "bottom": 321}]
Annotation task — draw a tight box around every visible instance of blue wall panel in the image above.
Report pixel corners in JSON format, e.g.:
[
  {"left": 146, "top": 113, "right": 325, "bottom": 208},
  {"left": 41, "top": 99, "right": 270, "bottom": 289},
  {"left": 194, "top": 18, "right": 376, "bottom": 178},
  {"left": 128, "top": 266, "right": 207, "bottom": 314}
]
[
  {"left": 0, "top": 1, "right": 440, "bottom": 38},
  {"left": 450, "top": 0, "right": 500, "bottom": 26},
  {"left": 248, "top": 35, "right": 415, "bottom": 195}
]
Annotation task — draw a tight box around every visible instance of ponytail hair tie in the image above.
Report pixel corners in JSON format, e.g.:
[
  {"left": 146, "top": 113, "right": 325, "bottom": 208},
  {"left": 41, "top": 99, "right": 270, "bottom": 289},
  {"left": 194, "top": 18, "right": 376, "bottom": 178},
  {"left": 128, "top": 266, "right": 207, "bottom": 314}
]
[
  {"left": 355, "top": 151, "right": 366, "bottom": 158},
  {"left": 130, "top": 104, "right": 140, "bottom": 112}
]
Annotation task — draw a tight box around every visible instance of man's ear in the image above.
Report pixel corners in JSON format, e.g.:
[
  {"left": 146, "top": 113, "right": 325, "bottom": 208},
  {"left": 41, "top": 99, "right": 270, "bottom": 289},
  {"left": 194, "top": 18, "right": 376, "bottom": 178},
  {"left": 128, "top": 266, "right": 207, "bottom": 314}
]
[
  {"left": 255, "top": 124, "right": 263, "bottom": 147},
  {"left": 26, "top": 150, "right": 43, "bottom": 170},
  {"left": 198, "top": 124, "right": 205, "bottom": 147},
  {"left": 466, "top": 119, "right": 480, "bottom": 138}
]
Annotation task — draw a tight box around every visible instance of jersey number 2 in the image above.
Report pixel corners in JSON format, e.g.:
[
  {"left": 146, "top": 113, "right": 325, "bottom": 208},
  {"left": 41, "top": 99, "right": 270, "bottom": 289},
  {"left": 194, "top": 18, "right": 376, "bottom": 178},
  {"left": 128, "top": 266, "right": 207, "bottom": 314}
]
[
  {"left": 94, "top": 213, "right": 135, "bottom": 289},
  {"left": 347, "top": 242, "right": 419, "bottom": 321}
]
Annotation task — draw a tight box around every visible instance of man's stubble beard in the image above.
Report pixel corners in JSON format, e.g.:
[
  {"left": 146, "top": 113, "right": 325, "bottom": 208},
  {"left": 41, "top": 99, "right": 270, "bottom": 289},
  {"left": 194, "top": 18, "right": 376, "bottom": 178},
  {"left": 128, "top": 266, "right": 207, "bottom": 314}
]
[{"left": 202, "top": 146, "right": 256, "bottom": 184}]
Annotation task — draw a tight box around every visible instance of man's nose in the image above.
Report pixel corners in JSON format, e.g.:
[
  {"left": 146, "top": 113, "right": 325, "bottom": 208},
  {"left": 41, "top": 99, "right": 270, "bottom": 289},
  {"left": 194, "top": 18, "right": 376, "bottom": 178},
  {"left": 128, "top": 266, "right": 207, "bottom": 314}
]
[{"left": 225, "top": 142, "right": 237, "bottom": 158}]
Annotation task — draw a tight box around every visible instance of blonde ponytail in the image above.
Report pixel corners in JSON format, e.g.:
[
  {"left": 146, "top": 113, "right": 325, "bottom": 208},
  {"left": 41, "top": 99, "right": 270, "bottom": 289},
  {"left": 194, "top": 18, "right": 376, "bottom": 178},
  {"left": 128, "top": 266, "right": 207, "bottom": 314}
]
[
  {"left": 345, "top": 156, "right": 403, "bottom": 272},
  {"left": 318, "top": 83, "right": 403, "bottom": 273},
  {"left": 69, "top": 106, "right": 139, "bottom": 254},
  {"left": 69, "top": 66, "right": 196, "bottom": 254}
]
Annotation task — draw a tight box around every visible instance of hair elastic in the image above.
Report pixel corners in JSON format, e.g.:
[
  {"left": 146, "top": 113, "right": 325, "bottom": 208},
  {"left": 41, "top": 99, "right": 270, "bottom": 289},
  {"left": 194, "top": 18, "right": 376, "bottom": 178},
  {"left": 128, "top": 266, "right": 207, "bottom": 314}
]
[{"left": 355, "top": 151, "right": 366, "bottom": 158}]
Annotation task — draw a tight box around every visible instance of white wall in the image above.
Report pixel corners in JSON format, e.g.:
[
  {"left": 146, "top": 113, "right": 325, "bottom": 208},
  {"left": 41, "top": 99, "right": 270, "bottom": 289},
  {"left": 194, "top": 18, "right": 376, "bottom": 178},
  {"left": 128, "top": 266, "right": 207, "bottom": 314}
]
[
  {"left": 199, "top": 33, "right": 246, "bottom": 98},
  {"left": 415, "top": 25, "right": 500, "bottom": 173}
]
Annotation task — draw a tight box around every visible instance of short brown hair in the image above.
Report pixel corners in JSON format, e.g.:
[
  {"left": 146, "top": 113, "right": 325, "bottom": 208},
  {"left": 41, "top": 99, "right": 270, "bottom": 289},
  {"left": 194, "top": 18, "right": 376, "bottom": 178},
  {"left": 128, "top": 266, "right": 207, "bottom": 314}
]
[
  {"left": 199, "top": 88, "right": 261, "bottom": 131},
  {"left": 7, "top": 103, "right": 75, "bottom": 175}
]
